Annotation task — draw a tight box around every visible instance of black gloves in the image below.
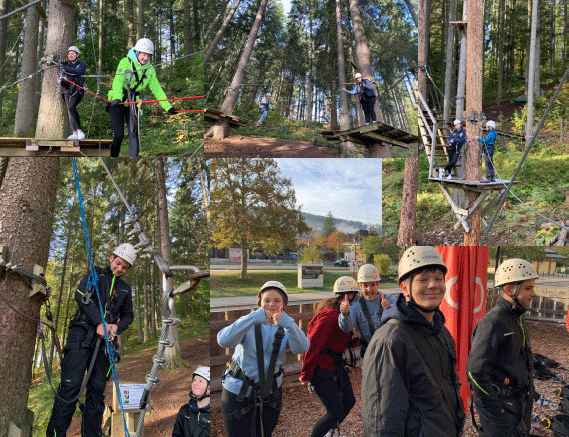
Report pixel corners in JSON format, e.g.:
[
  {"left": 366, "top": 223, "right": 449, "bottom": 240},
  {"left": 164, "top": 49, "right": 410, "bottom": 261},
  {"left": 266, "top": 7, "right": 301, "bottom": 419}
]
[
  {"left": 112, "top": 100, "right": 121, "bottom": 106},
  {"left": 168, "top": 107, "right": 178, "bottom": 115}
]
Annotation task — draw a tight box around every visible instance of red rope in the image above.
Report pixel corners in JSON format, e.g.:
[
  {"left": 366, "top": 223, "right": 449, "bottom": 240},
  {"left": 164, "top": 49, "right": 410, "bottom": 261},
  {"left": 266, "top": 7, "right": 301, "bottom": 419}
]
[{"left": 61, "top": 77, "right": 203, "bottom": 111}]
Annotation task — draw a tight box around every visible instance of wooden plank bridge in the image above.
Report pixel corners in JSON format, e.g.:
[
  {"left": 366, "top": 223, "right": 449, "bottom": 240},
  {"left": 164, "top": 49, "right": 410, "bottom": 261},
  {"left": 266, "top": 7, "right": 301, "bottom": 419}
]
[
  {"left": 0, "top": 137, "right": 111, "bottom": 157},
  {"left": 321, "top": 121, "right": 417, "bottom": 149}
]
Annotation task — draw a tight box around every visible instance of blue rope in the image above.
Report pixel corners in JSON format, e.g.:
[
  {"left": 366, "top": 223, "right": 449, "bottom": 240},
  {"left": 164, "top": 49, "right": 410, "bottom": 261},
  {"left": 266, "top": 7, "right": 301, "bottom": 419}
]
[{"left": 72, "top": 158, "right": 131, "bottom": 437}]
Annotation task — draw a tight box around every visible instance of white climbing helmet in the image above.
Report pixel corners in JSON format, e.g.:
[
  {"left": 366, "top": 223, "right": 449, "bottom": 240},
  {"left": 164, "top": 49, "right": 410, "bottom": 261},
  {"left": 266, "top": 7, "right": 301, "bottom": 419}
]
[
  {"left": 486, "top": 120, "right": 496, "bottom": 129},
  {"left": 355, "top": 73, "right": 362, "bottom": 79},
  {"left": 398, "top": 246, "right": 447, "bottom": 283},
  {"left": 258, "top": 281, "right": 288, "bottom": 306},
  {"left": 193, "top": 366, "right": 210, "bottom": 382},
  {"left": 266, "top": 93, "right": 272, "bottom": 97},
  {"left": 112, "top": 243, "right": 137, "bottom": 266},
  {"left": 133, "top": 38, "right": 154, "bottom": 55},
  {"left": 494, "top": 258, "right": 540, "bottom": 288},
  {"left": 68, "top": 46, "right": 81, "bottom": 55},
  {"left": 357, "top": 264, "right": 380, "bottom": 283},
  {"left": 453, "top": 119, "right": 462, "bottom": 126},
  {"left": 333, "top": 276, "right": 359, "bottom": 295}
]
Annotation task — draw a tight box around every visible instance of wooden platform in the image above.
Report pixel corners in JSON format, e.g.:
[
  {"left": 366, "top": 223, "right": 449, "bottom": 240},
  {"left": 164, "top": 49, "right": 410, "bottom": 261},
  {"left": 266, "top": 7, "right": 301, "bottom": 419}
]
[
  {"left": 204, "top": 108, "right": 248, "bottom": 127},
  {"left": 428, "top": 176, "right": 516, "bottom": 191},
  {"left": 0, "top": 137, "right": 111, "bottom": 157},
  {"left": 321, "top": 121, "right": 417, "bottom": 148}
]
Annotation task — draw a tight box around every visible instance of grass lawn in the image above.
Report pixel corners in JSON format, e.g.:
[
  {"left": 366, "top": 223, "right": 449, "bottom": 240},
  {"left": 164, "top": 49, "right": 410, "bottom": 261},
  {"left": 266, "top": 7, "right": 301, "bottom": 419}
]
[{"left": 210, "top": 269, "right": 399, "bottom": 298}]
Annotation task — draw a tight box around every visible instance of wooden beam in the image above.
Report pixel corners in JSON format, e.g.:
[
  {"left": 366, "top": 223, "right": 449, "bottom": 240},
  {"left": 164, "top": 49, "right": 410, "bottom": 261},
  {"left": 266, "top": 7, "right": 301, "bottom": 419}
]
[
  {"left": 439, "top": 183, "right": 470, "bottom": 232},
  {"left": 365, "top": 132, "right": 411, "bottom": 148}
]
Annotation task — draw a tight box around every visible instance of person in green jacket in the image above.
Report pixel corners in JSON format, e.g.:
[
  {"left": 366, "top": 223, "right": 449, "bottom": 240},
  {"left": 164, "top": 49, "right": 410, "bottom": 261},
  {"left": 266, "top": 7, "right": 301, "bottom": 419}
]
[{"left": 107, "top": 38, "right": 177, "bottom": 157}]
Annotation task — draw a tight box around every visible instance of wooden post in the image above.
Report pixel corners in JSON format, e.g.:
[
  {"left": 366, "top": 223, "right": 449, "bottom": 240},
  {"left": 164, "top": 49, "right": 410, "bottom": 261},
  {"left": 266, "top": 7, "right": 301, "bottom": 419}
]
[
  {"left": 111, "top": 382, "right": 146, "bottom": 437},
  {"left": 463, "top": 0, "right": 484, "bottom": 246}
]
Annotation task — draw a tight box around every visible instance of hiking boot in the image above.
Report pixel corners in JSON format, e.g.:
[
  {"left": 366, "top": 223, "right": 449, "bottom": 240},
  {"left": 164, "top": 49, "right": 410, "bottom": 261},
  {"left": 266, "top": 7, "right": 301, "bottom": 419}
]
[{"left": 76, "top": 130, "right": 85, "bottom": 140}]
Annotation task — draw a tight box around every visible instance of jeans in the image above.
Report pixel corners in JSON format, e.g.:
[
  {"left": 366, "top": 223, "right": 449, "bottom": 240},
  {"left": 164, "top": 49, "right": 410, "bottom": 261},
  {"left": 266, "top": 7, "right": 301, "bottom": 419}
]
[{"left": 258, "top": 108, "right": 268, "bottom": 124}]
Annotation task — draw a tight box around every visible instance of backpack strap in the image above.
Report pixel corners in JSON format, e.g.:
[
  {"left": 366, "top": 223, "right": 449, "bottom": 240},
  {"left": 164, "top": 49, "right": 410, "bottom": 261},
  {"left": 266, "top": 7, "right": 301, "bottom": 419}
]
[
  {"left": 359, "top": 298, "right": 378, "bottom": 338},
  {"left": 255, "top": 324, "right": 285, "bottom": 401}
]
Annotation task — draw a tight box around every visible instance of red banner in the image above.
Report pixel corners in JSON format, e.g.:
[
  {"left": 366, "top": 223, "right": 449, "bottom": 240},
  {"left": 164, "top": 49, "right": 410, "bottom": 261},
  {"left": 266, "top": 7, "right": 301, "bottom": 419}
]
[{"left": 437, "top": 246, "right": 489, "bottom": 412}]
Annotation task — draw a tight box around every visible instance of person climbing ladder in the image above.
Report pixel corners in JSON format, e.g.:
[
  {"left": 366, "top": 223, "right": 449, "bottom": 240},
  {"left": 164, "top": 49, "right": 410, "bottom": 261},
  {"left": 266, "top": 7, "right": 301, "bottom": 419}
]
[
  {"left": 60, "top": 46, "right": 87, "bottom": 140},
  {"left": 46, "top": 243, "right": 136, "bottom": 437},
  {"left": 108, "top": 38, "right": 177, "bottom": 157}
]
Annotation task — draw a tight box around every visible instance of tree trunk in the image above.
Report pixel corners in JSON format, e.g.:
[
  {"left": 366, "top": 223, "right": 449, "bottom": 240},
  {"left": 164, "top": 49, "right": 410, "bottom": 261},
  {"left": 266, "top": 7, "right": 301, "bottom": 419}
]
[
  {"left": 126, "top": 0, "right": 135, "bottom": 48},
  {"left": 306, "top": 1, "right": 314, "bottom": 124},
  {"left": 443, "top": 0, "right": 457, "bottom": 125},
  {"left": 397, "top": 158, "right": 418, "bottom": 245},
  {"left": 155, "top": 157, "right": 182, "bottom": 367},
  {"left": 0, "top": 0, "right": 11, "bottom": 125},
  {"left": 526, "top": 0, "right": 538, "bottom": 141},
  {"left": 548, "top": 0, "right": 555, "bottom": 75},
  {"left": 240, "top": 240, "right": 248, "bottom": 279},
  {"left": 464, "top": 0, "right": 484, "bottom": 246},
  {"left": 34, "top": 0, "right": 46, "bottom": 112},
  {"left": 563, "top": 0, "right": 567, "bottom": 67},
  {"left": 169, "top": 0, "right": 175, "bottom": 64},
  {"left": 455, "top": 0, "right": 468, "bottom": 119},
  {"left": 496, "top": 0, "right": 505, "bottom": 100},
  {"left": 204, "top": 0, "right": 230, "bottom": 44},
  {"left": 14, "top": 4, "right": 40, "bottom": 137},
  {"left": 135, "top": 265, "right": 142, "bottom": 341},
  {"left": 143, "top": 271, "right": 148, "bottom": 342},
  {"left": 98, "top": 0, "right": 105, "bottom": 75},
  {"left": 402, "top": 0, "right": 417, "bottom": 26},
  {"left": 183, "top": 0, "right": 191, "bottom": 55},
  {"left": 330, "top": 83, "right": 338, "bottom": 130},
  {"left": 348, "top": 0, "right": 382, "bottom": 121},
  {"left": 206, "top": 0, "right": 265, "bottom": 139},
  {"left": 418, "top": 0, "right": 429, "bottom": 99}
]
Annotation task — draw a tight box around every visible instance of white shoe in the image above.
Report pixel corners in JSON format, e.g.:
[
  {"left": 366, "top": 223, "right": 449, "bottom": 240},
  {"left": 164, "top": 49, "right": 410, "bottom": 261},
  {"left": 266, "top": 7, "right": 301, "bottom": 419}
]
[
  {"left": 76, "top": 130, "right": 85, "bottom": 140},
  {"left": 447, "top": 174, "right": 452, "bottom": 180},
  {"left": 67, "top": 132, "right": 78, "bottom": 140}
]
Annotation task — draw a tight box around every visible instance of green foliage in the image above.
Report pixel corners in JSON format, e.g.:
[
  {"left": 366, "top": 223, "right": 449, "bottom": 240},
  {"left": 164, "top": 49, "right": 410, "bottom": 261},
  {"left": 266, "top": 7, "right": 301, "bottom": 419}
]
[
  {"left": 299, "top": 245, "right": 323, "bottom": 263},
  {"left": 322, "top": 211, "right": 336, "bottom": 237},
  {"left": 374, "top": 253, "right": 391, "bottom": 276},
  {"left": 359, "top": 235, "right": 383, "bottom": 261}
]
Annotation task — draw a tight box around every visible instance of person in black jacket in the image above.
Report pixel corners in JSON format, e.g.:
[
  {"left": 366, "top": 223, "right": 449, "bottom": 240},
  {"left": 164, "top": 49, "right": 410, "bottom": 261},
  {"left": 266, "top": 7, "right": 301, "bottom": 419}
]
[
  {"left": 467, "top": 258, "right": 539, "bottom": 437},
  {"left": 362, "top": 246, "right": 465, "bottom": 437},
  {"left": 60, "top": 46, "right": 87, "bottom": 140},
  {"left": 343, "top": 73, "right": 377, "bottom": 125},
  {"left": 172, "top": 367, "right": 211, "bottom": 437},
  {"left": 46, "top": 243, "right": 136, "bottom": 437}
]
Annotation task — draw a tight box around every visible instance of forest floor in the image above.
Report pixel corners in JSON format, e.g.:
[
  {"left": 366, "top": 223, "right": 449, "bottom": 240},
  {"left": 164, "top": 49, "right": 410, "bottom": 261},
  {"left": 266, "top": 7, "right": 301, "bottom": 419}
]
[
  {"left": 204, "top": 136, "right": 340, "bottom": 158},
  {"left": 63, "top": 335, "right": 209, "bottom": 437},
  {"left": 210, "top": 321, "right": 569, "bottom": 437}
]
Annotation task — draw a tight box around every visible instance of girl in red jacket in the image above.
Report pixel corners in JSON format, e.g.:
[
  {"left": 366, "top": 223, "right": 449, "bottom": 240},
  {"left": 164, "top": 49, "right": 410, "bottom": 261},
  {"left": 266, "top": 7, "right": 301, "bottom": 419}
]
[{"left": 300, "top": 276, "right": 358, "bottom": 437}]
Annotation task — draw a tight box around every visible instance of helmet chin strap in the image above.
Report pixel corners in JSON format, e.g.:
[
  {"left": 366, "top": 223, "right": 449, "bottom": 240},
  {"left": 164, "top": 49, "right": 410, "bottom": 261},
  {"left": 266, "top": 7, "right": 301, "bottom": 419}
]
[
  {"left": 190, "top": 389, "right": 210, "bottom": 402},
  {"left": 507, "top": 283, "right": 524, "bottom": 309},
  {"left": 407, "top": 274, "right": 438, "bottom": 314}
]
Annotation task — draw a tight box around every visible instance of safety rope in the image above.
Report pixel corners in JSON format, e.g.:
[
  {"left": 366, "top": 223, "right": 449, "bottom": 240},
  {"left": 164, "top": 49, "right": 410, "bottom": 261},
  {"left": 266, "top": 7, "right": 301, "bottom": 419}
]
[
  {"left": 71, "top": 158, "right": 131, "bottom": 437},
  {"left": 481, "top": 67, "right": 569, "bottom": 243}
]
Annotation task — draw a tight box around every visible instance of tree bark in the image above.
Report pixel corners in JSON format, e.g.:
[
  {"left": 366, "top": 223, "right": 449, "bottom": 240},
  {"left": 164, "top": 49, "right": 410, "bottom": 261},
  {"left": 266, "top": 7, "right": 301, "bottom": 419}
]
[
  {"left": 306, "top": 0, "right": 314, "bottom": 124},
  {"left": 464, "top": 0, "right": 484, "bottom": 246},
  {"left": 126, "top": 0, "right": 135, "bottom": 48},
  {"left": 397, "top": 158, "right": 418, "bottom": 245},
  {"left": 155, "top": 157, "right": 181, "bottom": 367},
  {"left": 348, "top": 0, "right": 382, "bottom": 121},
  {"left": 14, "top": 4, "right": 40, "bottom": 137},
  {"left": 204, "top": 0, "right": 230, "bottom": 44},
  {"left": 455, "top": 0, "right": 468, "bottom": 120},
  {"left": 526, "top": 0, "right": 538, "bottom": 141},
  {"left": 0, "top": 0, "right": 12, "bottom": 125},
  {"left": 496, "top": 0, "right": 505, "bottom": 100},
  {"left": 204, "top": 0, "right": 242, "bottom": 63},
  {"left": 169, "top": 0, "right": 175, "bottom": 64},
  {"left": 206, "top": 0, "right": 265, "bottom": 139},
  {"left": 418, "top": 0, "right": 428, "bottom": 98},
  {"left": 443, "top": 0, "right": 457, "bottom": 124},
  {"left": 183, "top": 0, "right": 191, "bottom": 55}
]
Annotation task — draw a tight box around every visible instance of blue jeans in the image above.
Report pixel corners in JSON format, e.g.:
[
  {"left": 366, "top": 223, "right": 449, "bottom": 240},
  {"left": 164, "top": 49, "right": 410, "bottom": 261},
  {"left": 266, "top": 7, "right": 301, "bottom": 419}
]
[{"left": 258, "top": 108, "right": 268, "bottom": 124}]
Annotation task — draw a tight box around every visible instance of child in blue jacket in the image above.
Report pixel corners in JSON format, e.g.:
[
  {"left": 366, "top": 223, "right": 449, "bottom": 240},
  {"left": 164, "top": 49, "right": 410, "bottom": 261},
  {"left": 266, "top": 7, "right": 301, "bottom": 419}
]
[{"left": 477, "top": 120, "right": 498, "bottom": 182}]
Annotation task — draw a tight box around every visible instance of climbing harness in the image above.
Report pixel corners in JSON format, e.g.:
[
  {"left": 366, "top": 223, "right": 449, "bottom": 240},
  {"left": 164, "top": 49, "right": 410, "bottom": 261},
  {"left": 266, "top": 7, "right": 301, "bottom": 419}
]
[{"left": 72, "top": 158, "right": 131, "bottom": 437}]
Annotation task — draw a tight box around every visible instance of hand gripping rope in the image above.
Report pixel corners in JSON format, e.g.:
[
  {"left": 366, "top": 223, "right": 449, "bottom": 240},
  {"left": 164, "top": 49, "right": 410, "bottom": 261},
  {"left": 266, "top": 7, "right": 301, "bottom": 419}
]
[{"left": 72, "top": 158, "right": 131, "bottom": 437}]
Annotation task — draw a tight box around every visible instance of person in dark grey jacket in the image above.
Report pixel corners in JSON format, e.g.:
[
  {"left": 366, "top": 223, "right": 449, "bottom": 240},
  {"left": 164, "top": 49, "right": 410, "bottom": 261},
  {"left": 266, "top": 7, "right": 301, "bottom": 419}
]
[
  {"left": 467, "top": 258, "right": 539, "bottom": 437},
  {"left": 361, "top": 246, "right": 465, "bottom": 437}
]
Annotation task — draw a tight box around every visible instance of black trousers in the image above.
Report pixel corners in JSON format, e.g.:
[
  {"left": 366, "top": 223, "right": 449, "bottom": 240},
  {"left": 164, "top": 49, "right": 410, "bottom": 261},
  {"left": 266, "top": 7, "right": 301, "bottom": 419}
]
[
  {"left": 360, "top": 96, "right": 377, "bottom": 124},
  {"left": 46, "top": 340, "right": 110, "bottom": 437},
  {"left": 221, "top": 386, "right": 282, "bottom": 437},
  {"left": 483, "top": 147, "right": 495, "bottom": 180},
  {"left": 471, "top": 390, "right": 531, "bottom": 437},
  {"left": 64, "top": 91, "right": 84, "bottom": 132},
  {"left": 444, "top": 143, "right": 463, "bottom": 173},
  {"left": 310, "top": 365, "right": 355, "bottom": 437},
  {"left": 109, "top": 104, "right": 140, "bottom": 157}
]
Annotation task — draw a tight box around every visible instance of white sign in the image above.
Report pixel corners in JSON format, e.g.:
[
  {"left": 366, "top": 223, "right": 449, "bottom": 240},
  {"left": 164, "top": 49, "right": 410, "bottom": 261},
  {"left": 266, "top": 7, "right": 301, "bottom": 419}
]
[{"left": 119, "top": 384, "right": 146, "bottom": 410}]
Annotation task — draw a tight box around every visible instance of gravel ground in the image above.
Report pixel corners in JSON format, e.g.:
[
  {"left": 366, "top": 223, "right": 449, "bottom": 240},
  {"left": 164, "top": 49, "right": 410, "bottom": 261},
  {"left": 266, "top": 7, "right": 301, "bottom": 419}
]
[{"left": 212, "top": 320, "right": 569, "bottom": 436}]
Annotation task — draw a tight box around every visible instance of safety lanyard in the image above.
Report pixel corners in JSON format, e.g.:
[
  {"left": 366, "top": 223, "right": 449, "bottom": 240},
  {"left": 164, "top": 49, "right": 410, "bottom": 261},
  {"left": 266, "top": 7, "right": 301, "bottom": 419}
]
[{"left": 104, "top": 276, "right": 116, "bottom": 320}]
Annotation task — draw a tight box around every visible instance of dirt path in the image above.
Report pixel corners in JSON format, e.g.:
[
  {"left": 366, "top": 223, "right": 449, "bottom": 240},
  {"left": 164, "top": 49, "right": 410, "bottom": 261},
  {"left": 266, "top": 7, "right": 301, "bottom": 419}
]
[
  {"left": 211, "top": 322, "right": 569, "bottom": 437},
  {"left": 66, "top": 335, "right": 209, "bottom": 437},
  {"left": 205, "top": 136, "right": 339, "bottom": 158}
]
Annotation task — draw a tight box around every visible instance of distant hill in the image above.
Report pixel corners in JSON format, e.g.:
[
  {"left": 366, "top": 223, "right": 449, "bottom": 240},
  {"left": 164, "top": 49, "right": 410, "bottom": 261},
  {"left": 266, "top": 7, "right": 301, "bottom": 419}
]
[{"left": 301, "top": 212, "right": 381, "bottom": 234}]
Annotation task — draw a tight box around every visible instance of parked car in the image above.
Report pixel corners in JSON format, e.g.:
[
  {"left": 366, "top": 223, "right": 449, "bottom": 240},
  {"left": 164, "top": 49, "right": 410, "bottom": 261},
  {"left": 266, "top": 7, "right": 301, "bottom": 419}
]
[
  {"left": 354, "top": 260, "right": 364, "bottom": 267},
  {"left": 334, "top": 259, "right": 349, "bottom": 267}
]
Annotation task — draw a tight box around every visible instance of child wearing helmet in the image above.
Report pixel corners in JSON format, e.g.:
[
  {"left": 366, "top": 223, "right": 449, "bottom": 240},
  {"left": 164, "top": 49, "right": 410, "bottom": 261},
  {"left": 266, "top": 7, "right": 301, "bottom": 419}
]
[
  {"left": 217, "top": 281, "right": 309, "bottom": 437},
  {"left": 60, "top": 45, "right": 87, "bottom": 140},
  {"left": 342, "top": 72, "right": 377, "bottom": 125},
  {"left": 444, "top": 119, "right": 466, "bottom": 179},
  {"left": 300, "top": 276, "right": 359, "bottom": 437},
  {"left": 477, "top": 120, "right": 498, "bottom": 183},
  {"left": 107, "top": 38, "right": 177, "bottom": 157},
  {"left": 361, "top": 246, "right": 465, "bottom": 437},
  {"left": 172, "top": 366, "right": 211, "bottom": 437},
  {"left": 338, "top": 263, "right": 396, "bottom": 358},
  {"left": 256, "top": 93, "right": 273, "bottom": 127},
  {"left": 46, "top": 243, "right": 136, "bottom": 437},
  {"left": 467, "top": 258, "right": 539, "bottom": 437}
]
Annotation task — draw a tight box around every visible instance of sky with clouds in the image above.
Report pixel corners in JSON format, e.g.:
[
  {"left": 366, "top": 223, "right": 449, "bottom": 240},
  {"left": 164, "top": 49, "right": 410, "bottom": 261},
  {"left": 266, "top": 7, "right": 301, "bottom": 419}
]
[{"left": 274, "top": 159, "right": 382, "bottom": 226}]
